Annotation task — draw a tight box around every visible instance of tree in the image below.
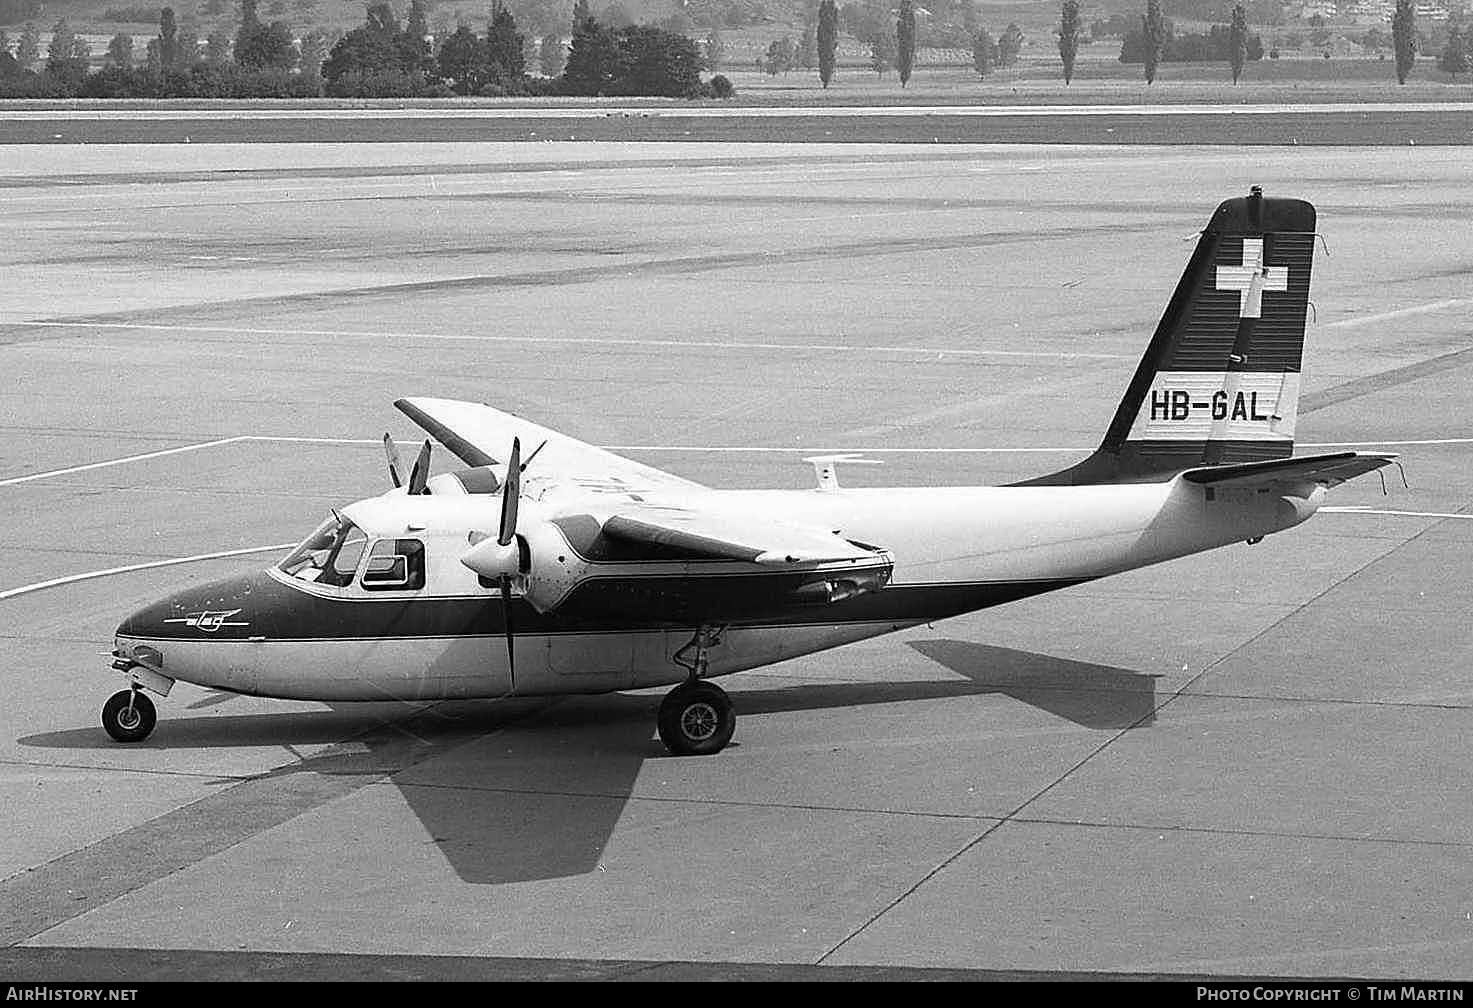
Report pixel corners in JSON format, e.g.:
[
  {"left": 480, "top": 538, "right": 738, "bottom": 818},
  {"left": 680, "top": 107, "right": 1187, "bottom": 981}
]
[
  {"left": 234, "top": 0, "right": 260, "bottom": 59},
  {"left": 817, "top": 0, "right": 837, "bottom": 88},
  {"left": 997, "top": 22, "right": 1023, "bottom": 67},
  {"left": 1392, "top": 0, "right": 1415, "bottom": 83},
  {"left": 158, "top": 7, "right": 184, "bottom": 70},
  {"left": 106, "top": 33, "right": 134, "bottom": 68},
  {"left": 896, "top": 0, "right": 916, "bottom": 86},
  {"left": 869, "top": 28, "right": 896, "bottom": 76},
  {"left": 1440, "top": 23, "right": 1468, "bottom": 77},
  {"left": 562, "top": 14, "right": 617, "bottom": 93},
  {"left": 436, "top": 25, "right": 486, "bottom": 91},
  {"left": 973, "top": 28, "right": 995, "bottom": 76},
  {"left": 404, "top": 0, "right": 432, "bottom": 75},
  {"left": 572, "top": 0, "right": 591, "bottom": 31},
  {"left": 235, "top": 0, "right": 296, "bottom": 68},
  {"left": 485, "top": 4, "right": 525, "bottom": 80},
  {"left": 1142, "top": 0, "right": 1166, "bottom": 83},
  {"left": 46, "top": 18, "right": 89, "bottom": 89},
  {"left": 610, "top": 24, "right": 701, "bottom": 96},
  {"left": 323, "top": 4, "right": 428, "bottom": 88},
  {"left": 1058, "top": 0, "right": 1080, "bottom": 84},
  {"left": 1229, "top": 3, "right": 1248, "bottom": 82}
]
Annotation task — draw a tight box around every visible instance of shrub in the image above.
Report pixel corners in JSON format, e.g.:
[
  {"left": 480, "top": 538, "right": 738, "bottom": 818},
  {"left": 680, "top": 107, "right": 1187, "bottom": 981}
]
[
  {"left": 324, "top": 67, "right": 450, "bottom": 97},
  {"left": 709, "top": 72, "right": 732, "bottom": 97}
]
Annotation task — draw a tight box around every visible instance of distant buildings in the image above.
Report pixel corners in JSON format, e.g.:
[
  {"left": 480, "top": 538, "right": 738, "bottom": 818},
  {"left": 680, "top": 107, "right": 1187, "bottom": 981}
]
[{"left": 1288, "top": 0, "right": 1456, "bottom": 19}]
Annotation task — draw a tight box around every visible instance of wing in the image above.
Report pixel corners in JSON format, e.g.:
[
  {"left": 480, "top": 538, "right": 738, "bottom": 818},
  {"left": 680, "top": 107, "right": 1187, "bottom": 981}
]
[
  {"left": 1180, "top": 451, "right": 1398, "bottom": 491},
  {"left": 396, "top": 397, "right": 705, "bottom": 493},
  {"left": 601, "top": 508, "right": 880, "bottom": 566}
]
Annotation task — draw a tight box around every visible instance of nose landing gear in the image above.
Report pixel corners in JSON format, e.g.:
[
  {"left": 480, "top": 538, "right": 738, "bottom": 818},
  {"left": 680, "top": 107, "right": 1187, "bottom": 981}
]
[{"left": 102, "top": 687, "right": 156, "bottom": 743}]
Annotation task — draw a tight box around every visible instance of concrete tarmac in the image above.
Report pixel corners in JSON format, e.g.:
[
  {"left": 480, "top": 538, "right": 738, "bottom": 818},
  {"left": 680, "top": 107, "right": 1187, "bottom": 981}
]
[
  {"left": 1, "top": 135, "right": 1471, "bottom": 979},
  {"left": 2, "top": 101, "right": 1471, "bottom": 144}
]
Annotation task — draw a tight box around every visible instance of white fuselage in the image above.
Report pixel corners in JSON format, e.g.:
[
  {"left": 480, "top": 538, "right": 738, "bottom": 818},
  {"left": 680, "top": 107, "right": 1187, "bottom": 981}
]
[{"left": 115, "top": 478, "right": 1318, "bottom": 703}]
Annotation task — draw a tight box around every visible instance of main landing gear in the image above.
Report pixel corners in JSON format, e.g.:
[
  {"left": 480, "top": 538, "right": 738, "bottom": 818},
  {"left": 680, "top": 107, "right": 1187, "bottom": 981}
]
[
  {"left": 658, "top": 624, "right": 735, "bottom": 756},
  {"left": 102, "top": 686, "right": 156, "bottom": 743}
]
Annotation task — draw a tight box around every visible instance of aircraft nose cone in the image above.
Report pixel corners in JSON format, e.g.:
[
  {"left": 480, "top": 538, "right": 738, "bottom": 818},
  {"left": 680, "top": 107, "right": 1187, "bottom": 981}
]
[{"left": 116, "top": 572, "right": 270, "bottom": 641}]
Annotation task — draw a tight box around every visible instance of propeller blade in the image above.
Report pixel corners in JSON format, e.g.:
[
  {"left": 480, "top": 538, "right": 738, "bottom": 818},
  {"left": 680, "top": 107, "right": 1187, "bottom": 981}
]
[
  {"left": 499, "top": 573, "right": 516, "bottom": 694},
  {"left": 497, "top": 437, "right": 521, "bottom": 547},
  {"left": 407, "top": 439, "right": 432, "bottom": 495},
  {"left": 383, "top": 434, "right": 405, "bottom": 489},
  {"left": 521, "top": 439, "right": 548, "bottom": 473}
]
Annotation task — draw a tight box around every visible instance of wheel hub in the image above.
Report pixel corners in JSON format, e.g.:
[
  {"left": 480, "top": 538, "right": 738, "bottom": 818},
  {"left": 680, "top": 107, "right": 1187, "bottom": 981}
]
[
  {"left": 680, "top": 702, "right": 719, "bottom": 742},
  {"left": 116, "top": 707, "right": 141, "bottom": 731}
]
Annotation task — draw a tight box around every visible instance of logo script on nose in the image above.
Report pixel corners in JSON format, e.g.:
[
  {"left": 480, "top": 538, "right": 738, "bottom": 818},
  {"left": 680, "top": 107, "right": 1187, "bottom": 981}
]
[{"left": 162, "top": 608, "right": 250, "bottom": 633}]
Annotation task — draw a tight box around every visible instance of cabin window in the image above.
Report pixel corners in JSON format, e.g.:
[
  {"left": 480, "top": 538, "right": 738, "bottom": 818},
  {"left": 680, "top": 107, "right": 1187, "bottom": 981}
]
[
  {"left": 278, "top": 514, "right": 368, "bottom": 588},
  {"left": 362, "top": 539, "right": 426, "bottom": 591}
]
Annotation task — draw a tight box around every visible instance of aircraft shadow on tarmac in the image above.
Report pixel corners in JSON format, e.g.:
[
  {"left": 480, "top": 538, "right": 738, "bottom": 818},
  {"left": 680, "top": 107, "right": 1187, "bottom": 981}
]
[{"left": 19, "top": 643, "right": 1156, "bottom": 885}]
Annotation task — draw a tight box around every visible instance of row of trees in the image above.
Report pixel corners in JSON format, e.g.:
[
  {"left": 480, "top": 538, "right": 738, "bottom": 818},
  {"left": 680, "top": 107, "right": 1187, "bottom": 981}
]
[
  {"left": 901, "top": 0, "right": 1453, "bottom": 86},
  {"left": 0, "top": 0, "right": 733, "bottom": 97},
  {"left": 3, "top": 0, "right": 1465, "bottom": 94},
  {"left": 1121, "top": 0, "right": 1455, "bottom": 84}
]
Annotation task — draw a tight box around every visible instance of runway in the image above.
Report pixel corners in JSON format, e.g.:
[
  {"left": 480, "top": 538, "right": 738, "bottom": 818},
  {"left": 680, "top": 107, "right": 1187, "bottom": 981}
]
[{"left": 2, "top": 132, "right": 1472, "bottom": 979}]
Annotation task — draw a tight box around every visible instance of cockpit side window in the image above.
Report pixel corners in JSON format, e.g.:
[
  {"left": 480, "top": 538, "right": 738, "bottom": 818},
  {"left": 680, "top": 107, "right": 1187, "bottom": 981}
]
[
  {"left": 362, "top": 539, "right": 426, "bottom": 591},
  {"left": 279, "top": 514, "right": 368, "bottom": 588}
]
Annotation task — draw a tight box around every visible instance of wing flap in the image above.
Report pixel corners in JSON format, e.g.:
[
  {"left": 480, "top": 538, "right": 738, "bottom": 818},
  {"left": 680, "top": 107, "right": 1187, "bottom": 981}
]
[{"left": 1180, "top": 451, "right": 1398, "bottom": 490}]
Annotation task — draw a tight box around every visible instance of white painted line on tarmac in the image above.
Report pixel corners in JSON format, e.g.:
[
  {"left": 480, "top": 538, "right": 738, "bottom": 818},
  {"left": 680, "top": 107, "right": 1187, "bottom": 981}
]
[
  {"left": 0, "top": 543, "right": 296, "bottom": 602},
  {"left": 3, "top": 102, "right": 1469, "bottom": 121},
  {"left": 1322, "top": 507, "right": 1473, "bottom": 520},
  {"left": 14, "top": 321, "right": 1130, "bottom": 361},
  {"left": 0, "top": 437, "right": 249, "bottom": 488},
  {"left": 1305, "top": 437, "right": 1473, "bottom": 447},
  {"left": 600, "top": 445, "right": 1084, "bottom": 453},
  {"left": 1326, "top": 299, "right": 1473, "bottom": 330}
]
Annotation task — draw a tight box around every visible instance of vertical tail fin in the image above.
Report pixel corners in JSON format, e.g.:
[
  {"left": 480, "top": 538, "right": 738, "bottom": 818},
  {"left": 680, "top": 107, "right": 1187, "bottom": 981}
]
[{"left": 1027, "top": 188, "right": 1316, "bottom": 485}]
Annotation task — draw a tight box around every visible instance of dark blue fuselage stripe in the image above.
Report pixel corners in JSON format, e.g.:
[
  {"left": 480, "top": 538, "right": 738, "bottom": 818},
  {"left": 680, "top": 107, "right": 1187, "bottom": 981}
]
[{"left": 119, "top": 574, "right": 1092, "bottom": 643}]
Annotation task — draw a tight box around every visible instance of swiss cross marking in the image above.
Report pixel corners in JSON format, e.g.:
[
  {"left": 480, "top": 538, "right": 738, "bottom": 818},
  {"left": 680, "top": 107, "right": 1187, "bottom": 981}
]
[{"left": 1215, "top": 238, "right": 1288, "bottom": 319}]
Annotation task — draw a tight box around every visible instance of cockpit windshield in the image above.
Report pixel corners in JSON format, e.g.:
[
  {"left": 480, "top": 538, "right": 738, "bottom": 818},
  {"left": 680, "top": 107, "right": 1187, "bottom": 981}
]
[{"left": 278, "top": 513, "right": 368, "bottom": 588}]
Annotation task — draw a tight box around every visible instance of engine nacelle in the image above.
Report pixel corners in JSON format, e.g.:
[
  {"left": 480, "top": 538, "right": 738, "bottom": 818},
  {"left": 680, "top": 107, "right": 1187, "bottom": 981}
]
[
  {"left": 425, "top": 467, "right": 502, "bottom": 496},
  {"left": 520, "top": 521, "right": 591, "bottom": 613}
]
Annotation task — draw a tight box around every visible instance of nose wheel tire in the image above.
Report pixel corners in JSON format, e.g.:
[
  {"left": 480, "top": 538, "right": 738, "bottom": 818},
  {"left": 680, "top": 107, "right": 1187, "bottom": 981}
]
[
  {"left": 657, "top": 681, "right": 735, "bottom": 756},
  {"left": 102, "top": 689, "right": 156, "bottom": 743}
]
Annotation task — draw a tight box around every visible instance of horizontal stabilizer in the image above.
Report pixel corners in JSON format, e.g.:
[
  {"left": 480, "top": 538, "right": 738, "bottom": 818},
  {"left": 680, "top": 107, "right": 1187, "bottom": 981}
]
[
  {"left": 1179, "top": 451, "right": 1397, "bottom": 491},
  {"left": 601, "top": 512, "right": 881, "bottom": 566}
]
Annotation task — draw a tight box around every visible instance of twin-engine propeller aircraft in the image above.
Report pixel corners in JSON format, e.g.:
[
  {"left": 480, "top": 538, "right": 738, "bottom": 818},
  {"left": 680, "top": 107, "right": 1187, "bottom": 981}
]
[{"left": 106, "top": 189, "right": 1396, "bottom": 755}]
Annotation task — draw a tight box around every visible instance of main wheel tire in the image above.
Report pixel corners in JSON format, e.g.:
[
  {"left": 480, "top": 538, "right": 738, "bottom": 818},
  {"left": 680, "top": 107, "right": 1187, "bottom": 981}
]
[
  {"left": 102, "top": 689, "right": 156, "bottom": 743},
  {"left": 657, "top": 681, "right": 735, "bottom": 756}
]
